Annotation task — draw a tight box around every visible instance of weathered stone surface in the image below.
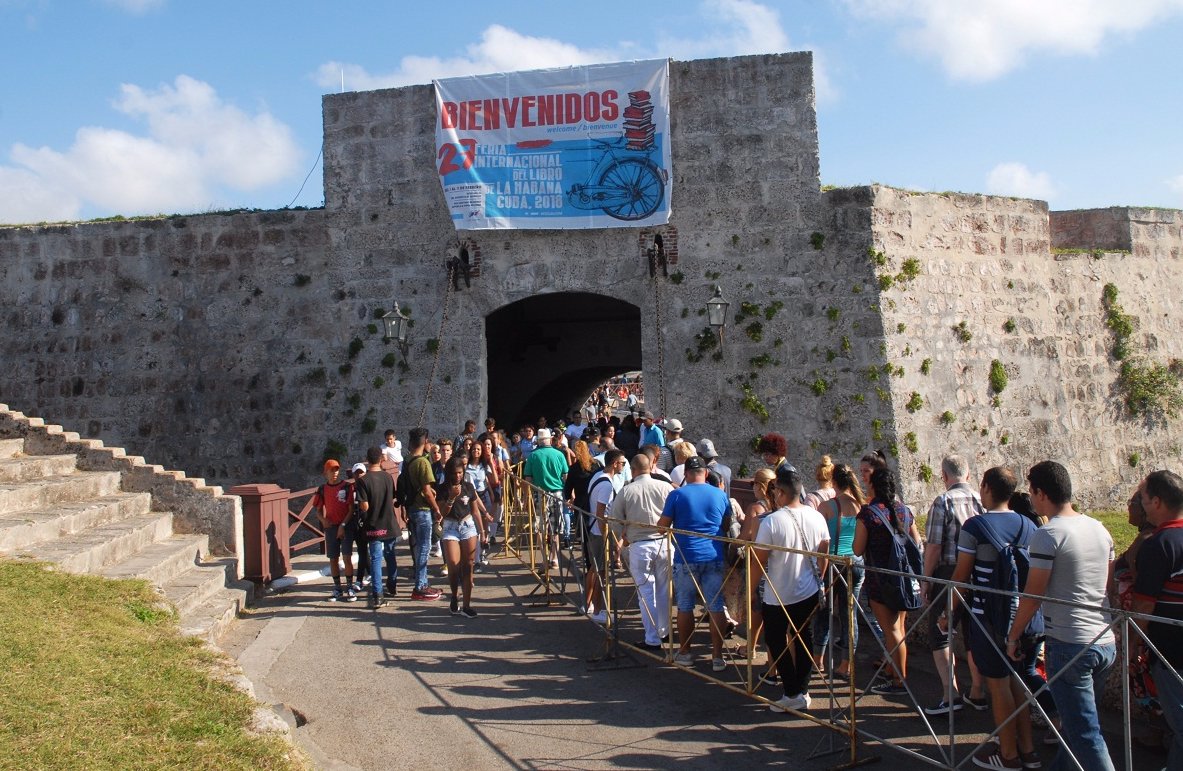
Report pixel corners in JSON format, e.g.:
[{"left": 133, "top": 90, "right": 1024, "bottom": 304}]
[{"left": 0, "top": 53, "right": 1180, "bottom": 512}]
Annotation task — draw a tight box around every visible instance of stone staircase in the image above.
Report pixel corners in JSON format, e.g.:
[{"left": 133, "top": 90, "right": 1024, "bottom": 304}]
[{"left": 0, "top": 427, "right": 252, "bottom": 643}]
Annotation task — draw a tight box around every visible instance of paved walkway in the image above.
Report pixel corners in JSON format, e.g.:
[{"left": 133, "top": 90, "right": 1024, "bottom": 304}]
[{"left": 221, "top": 552, "right": 1158, "bottom": 771}]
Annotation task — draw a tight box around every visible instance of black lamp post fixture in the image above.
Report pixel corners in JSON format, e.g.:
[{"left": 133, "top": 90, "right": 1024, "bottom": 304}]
[
  {"left": 382, "top": 302, "right": 411, "bottom": 364},
  {"left": 706, "top": 285, "right": 730, "bottom": 349}
]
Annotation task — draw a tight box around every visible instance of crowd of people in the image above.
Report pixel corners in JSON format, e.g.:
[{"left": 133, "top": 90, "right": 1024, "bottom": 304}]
[{"left": 308, "top": 408, "right": 1183, "bottom": 771}]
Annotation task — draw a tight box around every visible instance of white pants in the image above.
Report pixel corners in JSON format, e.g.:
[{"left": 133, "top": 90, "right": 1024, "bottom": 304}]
[{"left": 627, "top": 538, "right": 671, "bottom": 645}]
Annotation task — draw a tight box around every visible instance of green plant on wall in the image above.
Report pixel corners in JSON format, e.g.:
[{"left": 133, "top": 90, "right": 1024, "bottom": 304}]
[
  {"left": 740, "top": 382, "right": 770, "bottom": 422},
  {"left": 810, "top": 231, "right": 825, "bottom": 250},
  {"left": 1003, "top": 318, "right": 1017, "bottom": 333},
  {"left": 920, "top": 358, "right": 932, "bottom": 375},
  {"left": 940, "top": 410, "right": 956, "bottom": 425},
  {"left": 825, "top": 307, "right": 841, "bottom": 323},
  {"left": 905, "top": 392, "right": 923, "bottom": 412},
  {"left": 952, "top": 321, "right": 972, "bottom": 343},
  {"left": 919, "top": 463, "right": 934, "bottom": 484},
  {"left": 871, "top": 419, "right": 884, "bottom": 441},
  {"left": 903, "top": 432, "right": 918, "bottom": 453},
  {"left": 989, "top": 360, "right": 1008, "bottom": 394},
  {"left": 810, "top": 376, "right": 830, "bottom": 397},
  {"left": 744, "top": 321, "right": 764, "bottom": 342},
  {"left": 1102, "top": 284, "right": 1183, "bottom": 418},
  {"left": 669, "top": 270, "right": 684, "bottom": 284}
]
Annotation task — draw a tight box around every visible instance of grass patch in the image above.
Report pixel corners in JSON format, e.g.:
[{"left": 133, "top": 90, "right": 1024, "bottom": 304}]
[
  {"left": 1089, "top": 510, "right": 1139, "bottom": 555},
  {"left": 0, "top": 559, "right": 303, "bottom": 770}
]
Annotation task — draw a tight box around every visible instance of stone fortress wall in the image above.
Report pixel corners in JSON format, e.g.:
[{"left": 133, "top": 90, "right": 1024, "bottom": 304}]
[{"left": 0, "top": 51, "right": 1179, "bottom": 508}]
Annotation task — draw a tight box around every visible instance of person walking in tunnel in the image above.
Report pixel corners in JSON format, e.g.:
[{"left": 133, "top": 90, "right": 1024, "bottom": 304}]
[{"left": 523, "top": 428, "right": 569, "bottom": 570}]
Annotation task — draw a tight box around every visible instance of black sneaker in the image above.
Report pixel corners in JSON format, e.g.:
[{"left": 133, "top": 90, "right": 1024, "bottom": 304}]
[
  {"left": 925, "top": 697, "right": 964, "bottom": 715},
  {"left": 450, "top": 595, "right": 460, "bottom": 615},
  {"left": 460, "top": 606, "right": 478, "bottom": 619},
  {"left": 963, "top": 693, "right": 990, "bottom": 711},
  {"left": 870, "top": 680, "right": 907, "bottom": 696}
]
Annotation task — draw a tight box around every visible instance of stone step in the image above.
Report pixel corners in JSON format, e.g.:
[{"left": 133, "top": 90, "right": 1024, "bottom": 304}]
[
  {"left": 178, "top": 583, "right": 253, "bottom": 643},
  {"left": 100, "top": 533, "right": 210, "bottom": 588},
  {"left": 0, "top": 492, "right": 153, "bottom": 553},
  {"left": 0, "top": 454, "right": 78, "bottom": 484},
  {"left": 0, "top": 438, "right": 24, "bottom": 458},
  {"left": 0, "top": 471, "right": 123, "bottom": 518},
  {"left": 159, "top": 558, "right": 238, "bottom": 617},
  {"left": 12, "top": 512, "right": 174, "bottom": 575}
]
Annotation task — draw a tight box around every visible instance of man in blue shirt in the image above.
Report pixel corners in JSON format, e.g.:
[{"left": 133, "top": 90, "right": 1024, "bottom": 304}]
[
  {"left": 639, "top": 411, "right": 666, "bottom": 449},
  {"left": 657, "top": 456, "right": 730, "bottom": 672}
]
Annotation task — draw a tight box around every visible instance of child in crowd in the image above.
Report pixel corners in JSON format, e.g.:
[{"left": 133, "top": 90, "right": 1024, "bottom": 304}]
[
  {"left": 312, "top": 459, "right": 357, "bottom": 601},
  {"left": 381, "top": 429, "right": 403, "bottom": 475}
]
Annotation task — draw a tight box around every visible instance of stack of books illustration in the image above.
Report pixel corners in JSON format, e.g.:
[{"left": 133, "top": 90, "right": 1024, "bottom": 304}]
[{"left": 624, "top": 90, "right": 656, "bottom": 150}]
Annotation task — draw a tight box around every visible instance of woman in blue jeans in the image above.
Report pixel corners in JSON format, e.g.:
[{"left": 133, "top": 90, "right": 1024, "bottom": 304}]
[{"left": 812, "top": 463, "right": 866, "bottom": 678}]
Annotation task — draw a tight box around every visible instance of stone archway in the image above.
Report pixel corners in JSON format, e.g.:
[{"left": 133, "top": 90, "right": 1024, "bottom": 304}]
[{"left": 485, "top": 292, "right": 641, "bottom": 430}]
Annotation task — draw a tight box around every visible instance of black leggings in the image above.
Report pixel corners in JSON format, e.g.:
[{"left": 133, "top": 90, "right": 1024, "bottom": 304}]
[{"left": 763, "top": 593, "right": 820, "bottom": 698}]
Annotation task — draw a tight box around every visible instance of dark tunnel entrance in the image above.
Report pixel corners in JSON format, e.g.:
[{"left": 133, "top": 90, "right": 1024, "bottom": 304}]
[{"left": 486, "top": 292, "right": 642, "bottom": 430}]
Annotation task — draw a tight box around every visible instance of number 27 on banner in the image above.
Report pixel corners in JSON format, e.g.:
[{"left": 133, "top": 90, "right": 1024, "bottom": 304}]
[{"left": 438, "top": 140, "right": 477, "bottom": 176}]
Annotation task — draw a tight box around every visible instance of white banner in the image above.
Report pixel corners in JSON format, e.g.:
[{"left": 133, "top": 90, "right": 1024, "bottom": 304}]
[{"left": 434, "top": 59, "right": 671, "bottom": 230}]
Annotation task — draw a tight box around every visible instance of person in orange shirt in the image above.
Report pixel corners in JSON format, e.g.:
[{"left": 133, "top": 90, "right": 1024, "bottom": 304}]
[{"left": 312, "top": 459, "right": 358, "bottom": 602}]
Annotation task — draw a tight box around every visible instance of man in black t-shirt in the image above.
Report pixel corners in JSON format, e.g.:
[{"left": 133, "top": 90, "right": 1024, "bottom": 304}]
[
  {"left": 356, "top": 446, "right": 403, "bottom": 608},
  {"left": 1132, "top": 469, "right": 1183, "bottom": 770}
]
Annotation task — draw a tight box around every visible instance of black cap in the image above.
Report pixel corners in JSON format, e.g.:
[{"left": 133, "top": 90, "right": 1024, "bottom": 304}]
[{"left": 684, "top": 456, "right": 706, "bottom": 471}]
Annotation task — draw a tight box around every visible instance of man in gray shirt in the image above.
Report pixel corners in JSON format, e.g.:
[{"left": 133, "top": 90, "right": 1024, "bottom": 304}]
[
  {"left": 1008, "top": 461, "right": 1116, "bottom": 771},
  {"left": 612, "top": 453, "right": 673, "bottom": 650}
]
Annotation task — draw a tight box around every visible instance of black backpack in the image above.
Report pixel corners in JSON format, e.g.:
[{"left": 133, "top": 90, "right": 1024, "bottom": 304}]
[
  {"left": 973, "top": 513, "right": 1045, "bottom": 639},
  {"left": 867, "top": 502, "right": 923, "bottom": 611}
]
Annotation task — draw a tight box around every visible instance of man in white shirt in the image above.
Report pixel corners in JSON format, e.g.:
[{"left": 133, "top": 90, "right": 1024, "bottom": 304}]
[
  {"left": 584, "top": 450, "right": 628, "bottom": 624},
  {"left": 750, "top": 466, "right": 830, "bottom": 713},
  {"left": 613, "top": 453, "right": 673, "bottom": 649}
]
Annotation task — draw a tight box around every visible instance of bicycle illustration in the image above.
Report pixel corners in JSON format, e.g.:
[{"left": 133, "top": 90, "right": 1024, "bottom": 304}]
[{"left": 565, "top": 135, "right": 667, "bottom": 221}]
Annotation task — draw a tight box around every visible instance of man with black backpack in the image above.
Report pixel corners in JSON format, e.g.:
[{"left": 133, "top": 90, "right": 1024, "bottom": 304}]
[{"left": 946, "top": 466, "right": 1040, "bottom": 770}]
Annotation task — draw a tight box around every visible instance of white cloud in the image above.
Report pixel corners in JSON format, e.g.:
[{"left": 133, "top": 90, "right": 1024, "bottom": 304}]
[
  {"left": 315, "top": 1, "right": 836, "bottom": 101},
  {"left": 845, "top": 0, "right": 1183, "bottom": 80},
  {"left": 0, "top": 75, "right": 301, "bottom": 224},
  {"left": 1168, "top": 174, "right": 1183, "bottom": 198},
  {"left": 986, "top": 162, "right": 1056, "bottom": 200}
]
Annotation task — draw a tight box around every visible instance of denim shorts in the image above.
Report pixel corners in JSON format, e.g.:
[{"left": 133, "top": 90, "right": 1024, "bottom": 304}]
[
  {"left": 673, "top": 560, "right": 726, "bottom": 613},
  {"left": 324, "top": 519, "right": 356, "bottom": 561},
  {"left": 441, "top": 516, "right": 478, "bottom": 542}
]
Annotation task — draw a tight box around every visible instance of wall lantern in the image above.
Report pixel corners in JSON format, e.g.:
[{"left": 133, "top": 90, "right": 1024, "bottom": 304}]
[
  {"left": 382, "top": 302, "right": 411, "bottom": 363},
  {"left": 706, "top": 286, "right": 730, "bottom": 347}
]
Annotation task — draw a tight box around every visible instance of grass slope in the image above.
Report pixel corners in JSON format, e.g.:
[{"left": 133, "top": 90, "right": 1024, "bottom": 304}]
[{"left": 0, "top": 559, "right": 304, "bottom": 771}]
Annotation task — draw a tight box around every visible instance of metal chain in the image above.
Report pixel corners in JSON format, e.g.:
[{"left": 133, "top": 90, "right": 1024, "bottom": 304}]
[
  {"left": 416, "top": 263, "right": 456, "bottom": 427},
  {"left": 653, "top": 274, "right": 667, "bottom": 417}
]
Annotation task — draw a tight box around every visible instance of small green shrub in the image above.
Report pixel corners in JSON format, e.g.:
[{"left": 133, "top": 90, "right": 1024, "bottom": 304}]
[
  {"left": 744, "top": 321, "right": 764, "bottom": 342},
  {"left": 669, "top": 270, "right": 684, "bottom": 284},
  {"left": 348, "top": 337, "right": 364, "bottom": 359},
  {"left": 1129, "top": 452, "right": 1140, "bottom": 467},
  {"left": 940, "top": 410, "right": 956, "bottom": 425},
  {"left": 366, "top": 323, "right": 378, "bottom": 335},
  {"left": 903, "top": 432, "right": 918, "bottom": 453},
  {"left": 841, "top": 335, "right": 852, "bottom": 354},
  {"left": 1000, "top": 432, "right": 1010, "bottom": 446},
  {"left": 740, "top": 383, "right": 770, "bottom": 422},
  {"left": 337, "top": 363, "right": 352, "bottom": 376},
  {"left": 1003, "top": 318, "right": 1017, "bottom": 333},
  {"left": 953, "top": 321, "right": 972, "bottom": 343},
  {"left": 381, "top": 353, "right": 397, "bottom": 368},
  {"left": 361, "top": 417, "right": 377, "bottom": 433},
  {"left": 346, "top": 393, "right": 362, "bottom": 411},
  {"left": 810, "top": 377, "right": 830, "bottom": 397},
  {"left": 897, "top": 323, "right": 907, "bottom": 334},
  {"left": 906, "top": 392, "right": 923, "bottom": 412},
  {"left": 372, "top": 376, "right": 385, "bottom": 388},
  {"left": 871, "top": 419, "right": 884, "bottom": 441},
  {"left": 878, "top": 273, "right": 895, "bottom": 291},
  {"left": 810, "top": 231, "right": 825, "bottom": 250},
  {"left": 852, "top": 284, "right": 863, "bottom": 294},
  {"left": 763, "top": 301, "right": 784, "bottom": 321},
  {"left": 919, "top": 464, "right": 935, "bottom": 484},
  {"left": 826, "top": 307, "right": 841, "bottom": 323},
  {"left": 867, "top": 247, "right": 888, "bottom": 267},
  {"left": 989, "top": 360, "right": 1008, "bottom": 393},
  {"left": 293, "top": 274, "right": 311, "bottom": 287},
  {"left": 920, "top": 358, "right": 932, "bottom": 375},
  {"left": 898, "top": 258, "right": 921, "bottom": 282},
  {"left": 681, "top": 307, "right": 689, "bottom": 318}
]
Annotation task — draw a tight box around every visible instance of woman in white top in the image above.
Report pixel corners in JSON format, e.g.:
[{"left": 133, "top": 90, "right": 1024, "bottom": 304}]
[
  {"left": 804, "top": 455, "right": 836, "bottom": 510},
  {"left": 750, "top": 466, "right": 831, "bottom": 713},
  {"left": 668, "top": 442, "right": 699, "bottom": 487}
]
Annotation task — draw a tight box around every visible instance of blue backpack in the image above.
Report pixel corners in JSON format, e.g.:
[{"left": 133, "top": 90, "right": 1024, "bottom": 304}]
[
  {"left": 973, "top": 513, "right": 1045, "bottom": 639},
  {"left": 868, "top": 502, "right": 924, "bottom": 611}
]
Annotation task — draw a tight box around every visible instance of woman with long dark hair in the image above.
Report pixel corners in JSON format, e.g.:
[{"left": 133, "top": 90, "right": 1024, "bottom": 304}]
[
  {"left": 813, "top": 463, "right": 866, "bottom": 678},
  {"left": 853, "top": 466, "right": 920, "bottom": 695},
  {"left": 440, "top": 456, "right": 485, "bottom": 617}
]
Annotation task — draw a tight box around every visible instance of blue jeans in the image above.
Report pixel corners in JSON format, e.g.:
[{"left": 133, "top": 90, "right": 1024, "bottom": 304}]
[
  {"left": 814, "top": 560, "right": 864, "bottom": 661},
  {"left": 367, "top": 538, "right": 397, "bottom": 598},
  {"left": 1045, "top": 639, "right": 1116, "bottom": 771},
  {"left": 1152, "top": 658, "right": 1183, "bottom": 771},
  {"left": 409, "top": 509, "right": 434, "bottom": 591}
]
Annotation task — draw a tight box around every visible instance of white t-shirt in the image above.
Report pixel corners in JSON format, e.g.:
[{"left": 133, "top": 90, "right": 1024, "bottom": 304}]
[
  {"left": 381, "top": 441, "right": 403, "bottom": 464},
  {"left": 756, "top": 504, "right": 830, "bottom": 606},
  {"left": 588, "top": 469, "right": 622, "bottom": 536},
  {"left": 670, "top": 463, "right": 686, "bottom": 488}
]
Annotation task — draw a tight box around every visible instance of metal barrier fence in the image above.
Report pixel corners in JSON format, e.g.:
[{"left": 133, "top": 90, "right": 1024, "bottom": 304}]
[{"left": 497, "top": 469, "right": 1180, "bottom": 771}]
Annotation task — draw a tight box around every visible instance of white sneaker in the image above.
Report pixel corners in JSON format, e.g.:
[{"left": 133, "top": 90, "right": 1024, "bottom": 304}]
[
  {"left": 673, "top": 651, "right": 695, "bottom": 666},
  {"left": 769, "top": 693, "right": 811, "bottom": 713},
  {"left": 589, "top": 610, "right": 609, "bottom": 625},
  {"left": 429, "top": 544, "right": 442, "bottom": 558},
  {"left": 712, "top": 657, "right": 727, "bottom": 672}
]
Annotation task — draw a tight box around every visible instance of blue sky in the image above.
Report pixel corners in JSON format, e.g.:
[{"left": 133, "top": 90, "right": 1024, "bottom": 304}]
[{"left": 2, "top": 0, "right": 1181, "bottom": 224}]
